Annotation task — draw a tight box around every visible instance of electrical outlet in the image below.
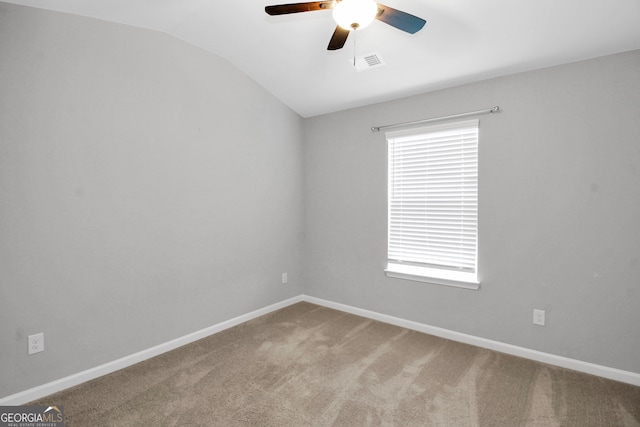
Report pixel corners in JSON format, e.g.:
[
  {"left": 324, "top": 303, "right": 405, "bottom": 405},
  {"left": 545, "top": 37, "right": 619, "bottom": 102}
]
[
  {"left": 533, "top": 309, "right": 546, "bottom": 326},
  {"left": 28, "top": 333, "right": 44, "bottom": 355},
  {"left": 282, "top": 272, "right": 288, "bottom": 284}
]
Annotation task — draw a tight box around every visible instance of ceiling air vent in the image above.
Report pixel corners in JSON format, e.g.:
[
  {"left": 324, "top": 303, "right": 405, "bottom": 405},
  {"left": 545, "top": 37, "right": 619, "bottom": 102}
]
[{"left": 351, "top": 52, "right": 386, "bottom": 72}]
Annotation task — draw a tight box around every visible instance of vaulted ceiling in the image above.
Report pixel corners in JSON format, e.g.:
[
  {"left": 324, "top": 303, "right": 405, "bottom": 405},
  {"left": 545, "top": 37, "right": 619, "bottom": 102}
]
[{"left": 4, "top": 0, "right": 640, "bottom": 117}]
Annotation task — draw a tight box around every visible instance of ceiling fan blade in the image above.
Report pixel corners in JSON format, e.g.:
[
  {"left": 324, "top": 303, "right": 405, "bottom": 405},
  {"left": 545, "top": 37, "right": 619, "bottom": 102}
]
[
  {"left": 327, "top": 26, "right": 350, "bottom": 50},
  {"left": 376, "top": 4, "right": 426, "bottom": 34},
  {"left": 265, "top": 1, "right": 334, "bottom": 15}
]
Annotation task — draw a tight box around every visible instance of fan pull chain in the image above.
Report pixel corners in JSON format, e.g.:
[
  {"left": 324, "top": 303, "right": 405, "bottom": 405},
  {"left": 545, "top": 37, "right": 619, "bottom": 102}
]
[{"left": 353, "top": 28, "right": 356, "bottom": 67}]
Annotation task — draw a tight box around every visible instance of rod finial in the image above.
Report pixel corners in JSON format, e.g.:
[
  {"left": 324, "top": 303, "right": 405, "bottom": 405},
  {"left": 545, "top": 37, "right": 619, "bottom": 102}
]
[{"left": 491, "top": 106, "right": 500, "bottom": 113}]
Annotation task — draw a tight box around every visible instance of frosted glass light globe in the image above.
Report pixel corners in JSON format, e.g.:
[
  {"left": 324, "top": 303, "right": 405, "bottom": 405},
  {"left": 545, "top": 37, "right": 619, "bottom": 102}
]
[{"left": 332, "top": 0, "right": 378, "bottom": 31}]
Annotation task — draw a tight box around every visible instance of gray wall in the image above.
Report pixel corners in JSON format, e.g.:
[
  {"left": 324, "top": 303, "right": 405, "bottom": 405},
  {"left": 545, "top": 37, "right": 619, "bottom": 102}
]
[
  {"left": 303, "top": 50, "right": 640, "bottom": 374},
  {"left": 0, "top": 3, "right": 303, "bottom": 397}
]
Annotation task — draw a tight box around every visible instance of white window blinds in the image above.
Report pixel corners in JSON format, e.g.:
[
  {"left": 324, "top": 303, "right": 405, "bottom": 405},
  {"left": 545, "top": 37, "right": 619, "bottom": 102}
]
[{"left": 387, "top": 119, "right": 478, "bottom": 276}]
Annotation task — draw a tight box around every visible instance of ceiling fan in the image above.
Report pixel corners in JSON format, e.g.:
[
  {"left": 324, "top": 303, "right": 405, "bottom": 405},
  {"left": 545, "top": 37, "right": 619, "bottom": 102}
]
[{"left": 265, "top": 0, "right": 426, "bottom": 51}]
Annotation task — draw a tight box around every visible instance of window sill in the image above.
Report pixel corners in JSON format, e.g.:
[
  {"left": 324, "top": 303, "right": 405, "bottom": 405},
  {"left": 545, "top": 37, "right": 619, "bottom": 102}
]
[{"left": 385, "top": 263, "right": 480, "bottom": 290}]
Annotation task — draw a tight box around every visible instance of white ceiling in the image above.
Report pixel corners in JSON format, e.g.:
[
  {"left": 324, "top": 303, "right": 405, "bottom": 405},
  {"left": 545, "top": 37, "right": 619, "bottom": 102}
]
[{"left": 4, "top": 0, "right": 640, "bottom": 117}]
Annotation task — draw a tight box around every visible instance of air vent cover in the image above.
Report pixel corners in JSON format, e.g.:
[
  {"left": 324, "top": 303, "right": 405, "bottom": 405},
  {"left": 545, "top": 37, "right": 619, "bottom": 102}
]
[{"left": 351, "top": 52, "right": 386, "bottom": 72}]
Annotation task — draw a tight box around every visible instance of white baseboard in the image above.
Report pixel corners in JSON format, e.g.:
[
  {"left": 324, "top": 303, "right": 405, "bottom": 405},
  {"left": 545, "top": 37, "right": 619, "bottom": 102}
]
[
  {"left": 301, "top": 295, "right": 640, "bottom": 387},
  {"left": 0, "top": 295, "right": 305, "bottom": 405},
  {"left": 3, "top": 293, "right": 638, "bottom": 404}
]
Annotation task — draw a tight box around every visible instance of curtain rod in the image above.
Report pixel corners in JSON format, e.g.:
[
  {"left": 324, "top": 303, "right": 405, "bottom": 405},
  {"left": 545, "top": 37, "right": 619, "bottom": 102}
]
[{"left": 371, "top": 106, "right": 500, "bottom": 133}]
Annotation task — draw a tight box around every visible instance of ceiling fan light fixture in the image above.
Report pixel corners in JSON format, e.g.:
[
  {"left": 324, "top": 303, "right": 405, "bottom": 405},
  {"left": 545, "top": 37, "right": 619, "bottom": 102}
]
[{"left": 332, "top": 0, "right": 378, "bottom": 31}]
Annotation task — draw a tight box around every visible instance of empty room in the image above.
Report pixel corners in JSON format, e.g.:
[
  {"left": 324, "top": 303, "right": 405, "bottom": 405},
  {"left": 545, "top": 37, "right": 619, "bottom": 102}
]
[{"left": 1, "top": 0, "right": 639, "bottom": 425}]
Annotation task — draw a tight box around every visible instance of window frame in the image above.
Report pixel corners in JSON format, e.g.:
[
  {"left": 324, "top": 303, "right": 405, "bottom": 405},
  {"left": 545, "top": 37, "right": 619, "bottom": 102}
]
[{"left": 384, "top": 119, "right": 480, "bottom": 290}]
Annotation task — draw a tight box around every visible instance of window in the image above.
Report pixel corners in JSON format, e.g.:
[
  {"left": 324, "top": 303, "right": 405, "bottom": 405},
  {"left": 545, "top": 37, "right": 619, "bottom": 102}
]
[{"left": 385, "top": 119, "right": 480, "bottom": 290}]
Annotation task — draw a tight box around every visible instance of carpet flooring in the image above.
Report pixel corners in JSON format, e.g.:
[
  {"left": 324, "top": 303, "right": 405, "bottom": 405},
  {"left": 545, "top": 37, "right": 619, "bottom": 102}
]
[{"left": 31, "top": 302, "right": 640, "bottom": 426}]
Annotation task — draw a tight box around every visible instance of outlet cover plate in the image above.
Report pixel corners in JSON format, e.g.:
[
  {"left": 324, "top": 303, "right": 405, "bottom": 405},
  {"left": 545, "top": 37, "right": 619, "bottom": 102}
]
[
  {"left": 28, "top": 332, "right": 44, "bottom": 355},
  {"left": 533, "top": 309, "right": 546, "bottom": 326}
]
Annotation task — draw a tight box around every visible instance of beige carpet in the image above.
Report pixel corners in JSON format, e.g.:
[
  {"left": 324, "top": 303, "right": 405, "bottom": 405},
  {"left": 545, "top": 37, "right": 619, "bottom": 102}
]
[{"left": 31, "top": 302, "right": 640, "bottom": 426}]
